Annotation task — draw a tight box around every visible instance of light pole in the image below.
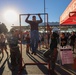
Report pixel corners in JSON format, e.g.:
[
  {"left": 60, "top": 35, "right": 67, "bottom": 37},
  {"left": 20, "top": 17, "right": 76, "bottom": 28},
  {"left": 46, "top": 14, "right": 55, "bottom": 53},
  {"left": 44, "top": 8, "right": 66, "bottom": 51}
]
[
  {"left": 44, "top": 0, "right": 45, "bottom": 14},
  {"left": 44, "top": 0, "right": 46, "bottom": 31}
]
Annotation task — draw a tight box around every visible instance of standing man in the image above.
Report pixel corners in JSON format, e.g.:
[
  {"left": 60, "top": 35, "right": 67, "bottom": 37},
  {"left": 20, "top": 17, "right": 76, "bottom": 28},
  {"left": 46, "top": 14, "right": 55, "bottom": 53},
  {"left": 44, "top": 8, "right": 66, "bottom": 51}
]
[
  {"left": 69, "top": 31, "right": 76, "bottom": 52},
  {"left": 25, "top": 14, "right": 42, "bottom": 55},
  {"left": 7, "top": 30, "right": 21, "bottom": 70}
]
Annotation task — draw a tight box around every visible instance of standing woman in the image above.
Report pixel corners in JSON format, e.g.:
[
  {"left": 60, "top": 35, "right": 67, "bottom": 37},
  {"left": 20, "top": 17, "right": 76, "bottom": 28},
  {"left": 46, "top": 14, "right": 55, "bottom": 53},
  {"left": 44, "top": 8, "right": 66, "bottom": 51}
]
[{"left": 0, "top": 34, "right": 8, "bottom": 59}]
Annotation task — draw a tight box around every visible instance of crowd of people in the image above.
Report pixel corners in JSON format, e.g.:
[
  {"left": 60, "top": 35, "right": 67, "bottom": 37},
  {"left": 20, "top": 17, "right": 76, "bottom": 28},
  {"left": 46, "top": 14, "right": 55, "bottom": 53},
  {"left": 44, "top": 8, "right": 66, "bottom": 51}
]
[
  {"left": 23, "top": 31, "right": 76, "bottom": 53},
  {"left": 0, "top": 30, "right": 76, "bottom": 71}
]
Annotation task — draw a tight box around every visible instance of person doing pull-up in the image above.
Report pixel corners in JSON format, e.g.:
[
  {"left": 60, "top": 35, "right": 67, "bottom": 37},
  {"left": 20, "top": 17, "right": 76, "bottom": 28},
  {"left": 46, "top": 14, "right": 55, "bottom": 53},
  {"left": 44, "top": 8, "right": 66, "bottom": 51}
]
[{"left": 25, "top": 14, "right": 42, "bottom": 55}]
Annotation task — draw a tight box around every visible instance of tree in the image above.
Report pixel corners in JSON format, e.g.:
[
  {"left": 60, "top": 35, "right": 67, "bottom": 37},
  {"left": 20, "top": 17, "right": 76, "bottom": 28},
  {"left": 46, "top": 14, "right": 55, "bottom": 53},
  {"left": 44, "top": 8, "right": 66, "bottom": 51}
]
[{"left": 0, "top": 23, "right": 8, "bottom": 34}]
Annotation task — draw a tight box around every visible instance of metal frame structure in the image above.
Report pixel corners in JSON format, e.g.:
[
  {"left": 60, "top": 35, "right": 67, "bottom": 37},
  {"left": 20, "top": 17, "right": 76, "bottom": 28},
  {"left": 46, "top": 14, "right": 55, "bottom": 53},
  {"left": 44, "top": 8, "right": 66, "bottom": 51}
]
[{"left": 18, "top": 13, "right": 51, "bottom": 75}]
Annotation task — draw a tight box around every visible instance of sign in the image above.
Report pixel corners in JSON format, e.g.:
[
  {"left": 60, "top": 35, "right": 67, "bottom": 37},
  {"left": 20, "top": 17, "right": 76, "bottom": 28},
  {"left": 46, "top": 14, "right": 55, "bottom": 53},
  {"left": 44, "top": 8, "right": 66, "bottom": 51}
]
[{"left": 60, "top": 49, "right": 74, "bottom": 65}]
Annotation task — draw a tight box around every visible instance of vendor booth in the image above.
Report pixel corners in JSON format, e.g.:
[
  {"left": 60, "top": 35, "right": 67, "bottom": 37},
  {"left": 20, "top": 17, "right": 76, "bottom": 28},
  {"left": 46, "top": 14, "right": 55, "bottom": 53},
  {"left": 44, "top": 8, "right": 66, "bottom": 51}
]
[
  {"left": 60, "top": 0, "right": 76, "bottom": 25},
  {"left": 59, "top": 0, "right": 76, "bottom": 65}
]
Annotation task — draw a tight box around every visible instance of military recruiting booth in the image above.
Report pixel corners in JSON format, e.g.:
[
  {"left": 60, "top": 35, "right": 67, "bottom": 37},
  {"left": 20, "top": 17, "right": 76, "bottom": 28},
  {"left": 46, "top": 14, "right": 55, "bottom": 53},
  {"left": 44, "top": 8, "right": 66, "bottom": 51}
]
[{"left": 59, "top": 0, "right": 76, "bottom": 65}]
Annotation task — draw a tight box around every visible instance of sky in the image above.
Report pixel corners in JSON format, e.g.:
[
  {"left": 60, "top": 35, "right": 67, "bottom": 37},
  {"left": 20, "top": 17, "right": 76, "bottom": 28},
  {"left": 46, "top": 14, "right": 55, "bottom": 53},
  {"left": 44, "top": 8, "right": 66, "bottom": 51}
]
[{"left": 0, "top": 0, "right": 71, "bottom": 31}]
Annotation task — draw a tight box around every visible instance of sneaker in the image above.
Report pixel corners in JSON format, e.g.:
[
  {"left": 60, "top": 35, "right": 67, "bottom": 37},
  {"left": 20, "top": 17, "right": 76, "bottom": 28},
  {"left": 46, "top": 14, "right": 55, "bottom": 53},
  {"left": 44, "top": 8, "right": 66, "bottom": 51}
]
[
  {"left": 31, "top": 52, "right": 34, "bottom": 54},
  {"left": 34, "top": 53, "right": 37, "bottom": 55}
]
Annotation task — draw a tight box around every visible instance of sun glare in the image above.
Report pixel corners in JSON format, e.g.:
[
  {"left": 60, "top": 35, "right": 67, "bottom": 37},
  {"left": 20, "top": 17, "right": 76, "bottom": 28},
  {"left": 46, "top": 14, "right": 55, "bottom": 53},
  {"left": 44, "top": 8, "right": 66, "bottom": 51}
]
[{"left": 3, "top": 9, "right": 18, "bottom": 23}]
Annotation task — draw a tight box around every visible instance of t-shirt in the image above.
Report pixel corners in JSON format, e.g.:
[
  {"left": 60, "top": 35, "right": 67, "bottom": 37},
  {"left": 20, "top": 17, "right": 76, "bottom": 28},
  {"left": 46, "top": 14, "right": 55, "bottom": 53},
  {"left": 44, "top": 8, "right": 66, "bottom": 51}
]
[
  {"left": 61, "top": 37, "right": 67, "bottom": 47},
  {"left": 8, "top": 36, "right": 18, "bottom": 47},
  {"left": 26, "top": 21, "right": 42, "bottom": 31},
  {"left": 25, "top": 16, "right": 42, "bottom": 31}
]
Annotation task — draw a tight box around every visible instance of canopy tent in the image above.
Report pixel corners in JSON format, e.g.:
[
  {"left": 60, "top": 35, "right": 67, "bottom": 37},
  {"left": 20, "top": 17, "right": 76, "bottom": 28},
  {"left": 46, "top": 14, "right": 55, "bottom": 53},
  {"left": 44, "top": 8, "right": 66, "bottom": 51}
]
[
  {"left": 59, "top": 0, "right": 75, "bottom": 66},
  {"left": 60, "top": 0, "right": 76, "bottom": 25}
]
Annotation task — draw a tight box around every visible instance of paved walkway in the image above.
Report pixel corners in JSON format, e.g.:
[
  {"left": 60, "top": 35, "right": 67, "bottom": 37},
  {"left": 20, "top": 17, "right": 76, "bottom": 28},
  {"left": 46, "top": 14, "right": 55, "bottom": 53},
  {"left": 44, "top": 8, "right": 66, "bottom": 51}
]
[{"left": 0, "top": 44, "right": 76, "bottom": 75}]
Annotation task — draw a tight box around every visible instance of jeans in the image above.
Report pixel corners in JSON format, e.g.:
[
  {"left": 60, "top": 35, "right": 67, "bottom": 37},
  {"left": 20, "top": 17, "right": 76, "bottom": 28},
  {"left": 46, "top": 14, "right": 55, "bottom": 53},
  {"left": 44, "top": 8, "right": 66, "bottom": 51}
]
[
  {"left": 10, "top": 46, "right": 21, "bottom": 66},
  {"left": 30, "top": 30, "right": 39, "bottom": 53}
]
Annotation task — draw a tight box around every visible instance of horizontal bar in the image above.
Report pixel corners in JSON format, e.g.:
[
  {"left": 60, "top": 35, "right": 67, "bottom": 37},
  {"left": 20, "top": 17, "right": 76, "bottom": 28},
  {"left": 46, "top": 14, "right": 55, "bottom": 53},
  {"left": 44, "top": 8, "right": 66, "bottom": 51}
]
[
  {"left": 24, "top": 62, "right": 49, "bottom": 65},
  {"left": 19, "top": 13, "right": 48, "bottom": 16}
]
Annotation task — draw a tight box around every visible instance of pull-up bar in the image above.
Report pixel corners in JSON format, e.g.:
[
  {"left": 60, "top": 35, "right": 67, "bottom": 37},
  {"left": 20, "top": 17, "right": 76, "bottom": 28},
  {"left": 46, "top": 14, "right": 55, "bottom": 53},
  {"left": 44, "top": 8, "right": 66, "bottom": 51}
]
[
  {"left": 19, "top": 13, "right": 48, "bottom": 16},
  {"left": 18, "top": 13, "right": 50, "bottom": 75}
]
